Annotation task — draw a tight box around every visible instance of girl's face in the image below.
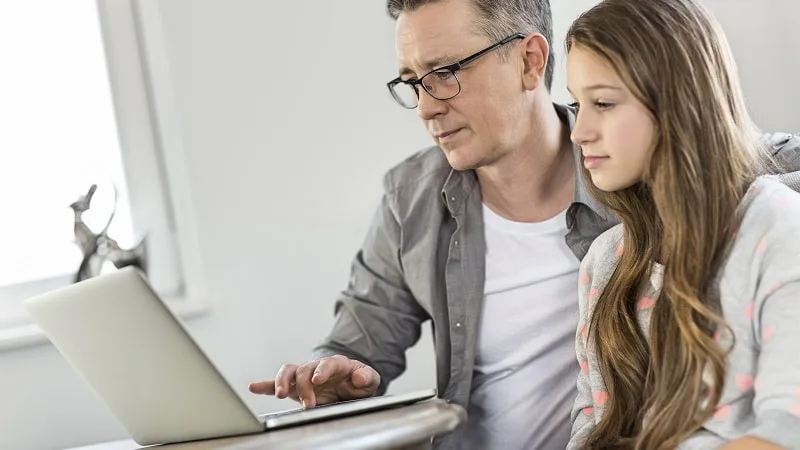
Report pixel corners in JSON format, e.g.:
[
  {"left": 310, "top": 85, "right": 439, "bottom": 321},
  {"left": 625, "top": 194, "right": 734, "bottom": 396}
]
[{"left": 567, "top": 45, "right": 657, "bottom": 192}]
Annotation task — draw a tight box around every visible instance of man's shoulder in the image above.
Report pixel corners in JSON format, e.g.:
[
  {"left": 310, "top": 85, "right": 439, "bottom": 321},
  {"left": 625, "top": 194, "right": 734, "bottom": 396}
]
[
  {"left": 381, "top": 145, "right": 453, "bottom": 195},
  {"left": 766, "top": 132, "right": 800, "bottom": 171}
]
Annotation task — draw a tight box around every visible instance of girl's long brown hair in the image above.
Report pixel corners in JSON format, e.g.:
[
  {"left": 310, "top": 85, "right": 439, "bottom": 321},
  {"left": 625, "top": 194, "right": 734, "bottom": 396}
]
[{"left": 566, "top": 0, "right": 774, "bottom": 448}]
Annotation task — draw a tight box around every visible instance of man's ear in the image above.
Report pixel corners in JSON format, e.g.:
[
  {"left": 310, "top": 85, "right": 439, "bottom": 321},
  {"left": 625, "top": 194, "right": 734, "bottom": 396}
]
[{"left": 520, "top": 33, "right": 549, "bottom": 91}]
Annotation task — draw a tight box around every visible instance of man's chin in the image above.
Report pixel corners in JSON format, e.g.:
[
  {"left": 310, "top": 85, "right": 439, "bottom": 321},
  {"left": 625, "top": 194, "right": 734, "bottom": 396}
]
[{"left": 441, "top": 148, "right": 481, "bottom": 171}]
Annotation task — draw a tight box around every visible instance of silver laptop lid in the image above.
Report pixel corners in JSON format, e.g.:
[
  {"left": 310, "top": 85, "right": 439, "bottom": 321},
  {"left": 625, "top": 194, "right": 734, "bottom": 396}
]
[{"left": 24, "top": 267, "right": 263, "bottom": 445}]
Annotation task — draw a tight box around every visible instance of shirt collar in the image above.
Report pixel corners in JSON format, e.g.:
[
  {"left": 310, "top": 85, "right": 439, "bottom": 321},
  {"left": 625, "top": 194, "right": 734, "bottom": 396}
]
[{"left": 441, "top": 165, "right": 478, "bottom": 216}]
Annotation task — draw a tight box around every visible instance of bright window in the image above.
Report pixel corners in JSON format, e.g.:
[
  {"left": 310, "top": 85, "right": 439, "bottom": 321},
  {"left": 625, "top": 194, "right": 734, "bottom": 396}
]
[
  {"left": 0, "top": 0, "right": 192, "bottom": 332},
  {"left": 0, "top": 0, "right": 137, "bottom": 288}
]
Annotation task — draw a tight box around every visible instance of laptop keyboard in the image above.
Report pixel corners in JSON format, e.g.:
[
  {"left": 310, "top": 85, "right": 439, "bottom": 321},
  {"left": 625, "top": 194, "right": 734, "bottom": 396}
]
[
  {"left": 258, "top": 401, "right": 346, "bottom": 421},
  {"left": 259, "top": 407, "right": 304, "bottom": 421}
]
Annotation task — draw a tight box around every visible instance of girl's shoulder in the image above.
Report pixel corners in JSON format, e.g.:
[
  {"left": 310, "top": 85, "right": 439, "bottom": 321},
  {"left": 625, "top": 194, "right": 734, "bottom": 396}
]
[
  {"left": 738, "top": 175, "right": 800, "bottom": 241},
  {"left": 581, "top": 224, "right": 624, "bottom": 280}
]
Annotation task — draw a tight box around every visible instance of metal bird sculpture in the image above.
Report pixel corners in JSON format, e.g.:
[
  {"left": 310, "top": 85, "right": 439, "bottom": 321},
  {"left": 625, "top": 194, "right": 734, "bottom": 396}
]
[{"left": 69, "top": 183, "right": 147, "bottom": 282}]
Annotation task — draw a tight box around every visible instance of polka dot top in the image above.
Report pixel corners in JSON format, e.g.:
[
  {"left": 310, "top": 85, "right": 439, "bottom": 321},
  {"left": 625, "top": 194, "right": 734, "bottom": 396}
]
[{"left": 567, "top": 176, "right": 800, "bottom": 449}]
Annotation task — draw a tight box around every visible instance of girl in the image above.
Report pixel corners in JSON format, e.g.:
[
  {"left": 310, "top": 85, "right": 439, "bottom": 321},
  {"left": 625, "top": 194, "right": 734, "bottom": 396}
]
[{"left": 564, "top": 0, "right": 800, "bottom": 448}]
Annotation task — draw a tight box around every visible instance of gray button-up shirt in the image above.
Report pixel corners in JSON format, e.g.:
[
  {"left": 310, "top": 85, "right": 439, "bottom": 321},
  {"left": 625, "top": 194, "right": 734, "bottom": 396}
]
[{"left": 312, "top": 104, "right": 800, "bottom": 449}]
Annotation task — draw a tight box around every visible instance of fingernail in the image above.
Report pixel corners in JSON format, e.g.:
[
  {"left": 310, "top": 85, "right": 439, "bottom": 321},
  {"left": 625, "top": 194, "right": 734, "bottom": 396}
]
[
  {"left": 276, "top": 387, "right": 283, "bottom": 397},
  {"left": 302, "top": 399, "right": 307, "bottom": 408}
]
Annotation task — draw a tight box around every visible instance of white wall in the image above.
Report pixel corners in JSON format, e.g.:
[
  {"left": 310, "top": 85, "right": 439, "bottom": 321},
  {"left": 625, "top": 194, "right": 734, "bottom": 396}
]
[
  {"left": 1, "top": 1, "right": 797, "bottom": 449},
  {"left": 703, "top": 0, "right": 800, "bottom": 132}
]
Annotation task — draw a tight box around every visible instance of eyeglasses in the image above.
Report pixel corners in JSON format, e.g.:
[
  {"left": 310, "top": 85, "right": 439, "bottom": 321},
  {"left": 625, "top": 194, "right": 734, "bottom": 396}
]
[{"left": 386, "top": 33, "right": 526, "bottom": 109}]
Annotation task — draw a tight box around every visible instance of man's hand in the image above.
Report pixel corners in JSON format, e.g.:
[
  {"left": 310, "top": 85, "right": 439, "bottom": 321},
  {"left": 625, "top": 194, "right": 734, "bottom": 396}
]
[{"left": 248, "top": 355, "right": 381, "bottom": 409}]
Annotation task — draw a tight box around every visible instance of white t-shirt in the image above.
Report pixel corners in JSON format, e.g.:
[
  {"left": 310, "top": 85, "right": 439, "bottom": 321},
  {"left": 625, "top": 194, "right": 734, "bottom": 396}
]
[{"left": 462, "top": 205, "right": 581, "bottom": 450}]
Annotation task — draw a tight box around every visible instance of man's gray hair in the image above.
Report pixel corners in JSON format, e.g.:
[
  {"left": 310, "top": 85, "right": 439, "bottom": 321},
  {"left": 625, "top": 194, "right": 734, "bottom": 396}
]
[{"left": 386, "top": 0, "right": 554, "bottom": 90}]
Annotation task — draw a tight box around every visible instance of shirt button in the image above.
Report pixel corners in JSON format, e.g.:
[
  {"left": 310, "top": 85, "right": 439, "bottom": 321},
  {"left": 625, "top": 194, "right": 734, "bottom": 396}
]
[
  {"left": 456, "top": 322, "right": 462, "bottom": 328},
  {"left": 454, "top": 240, "right": 459, "bottom": 246},
  {"left": 451, "top": 196, "right": 456, "bottom": 201}
]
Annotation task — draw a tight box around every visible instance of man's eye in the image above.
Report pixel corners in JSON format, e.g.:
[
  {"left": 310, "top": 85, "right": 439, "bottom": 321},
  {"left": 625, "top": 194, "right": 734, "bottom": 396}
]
[
  {"left": 433, "top": 71, "right": 454, "bottom": 81},
  {"left": 568, "top": 101, "right": 580, "bottom": 111}
]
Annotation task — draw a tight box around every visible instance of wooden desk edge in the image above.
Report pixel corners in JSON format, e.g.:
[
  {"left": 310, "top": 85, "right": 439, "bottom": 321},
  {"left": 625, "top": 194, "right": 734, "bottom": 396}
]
[{"left": 138, "top": 399, "right": 467, "bottom": 450}]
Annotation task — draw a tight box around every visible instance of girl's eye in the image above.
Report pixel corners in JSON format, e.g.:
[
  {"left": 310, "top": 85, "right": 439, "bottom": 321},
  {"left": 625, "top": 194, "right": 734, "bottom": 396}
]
[{"left": 595, "top": 101, "right": 614, "bottom": 110}]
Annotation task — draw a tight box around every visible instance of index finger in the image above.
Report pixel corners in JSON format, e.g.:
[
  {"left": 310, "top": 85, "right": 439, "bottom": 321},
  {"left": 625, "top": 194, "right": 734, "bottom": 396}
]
[{"left": 248, "top": 380, "right": 276, "bottom": 395}]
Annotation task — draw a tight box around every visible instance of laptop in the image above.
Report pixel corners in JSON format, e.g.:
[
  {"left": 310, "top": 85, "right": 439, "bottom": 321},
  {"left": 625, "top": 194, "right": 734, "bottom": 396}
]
[{"left": 23, "top": 267, "right": 437, "bottom": 446}]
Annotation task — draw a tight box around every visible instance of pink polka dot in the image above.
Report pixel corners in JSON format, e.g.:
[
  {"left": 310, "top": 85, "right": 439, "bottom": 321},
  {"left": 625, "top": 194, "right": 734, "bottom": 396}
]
[
  {"left": 580, "top": 361, "right": 589, "bottom": 374},
  {"left": 581, "top": 324, "right": 589, "bottom": 340},
  {"left": 767, "top": 283, "right": 783, "bottom": 296},
  {"left": 616, "top": 244, "right": 624, "bottom": 257},
  {"left": 790, "top": 404, "right": 800, "bottom": 417},
  {"left": 713, "top": 330, "right": 722, "bottom": 342},
  {"left": 593, "top": 391, "right": 609, "bottom": 407},
  {"left": 582, "top": 407, "right": 594, "bottom": 416},
  {"left": 735, "top": 374, "right": 754, "bottom": 391},
  {"left": 757, "top": 237, "right": 768, "bottom": 254},
  {"left": 744, "top": 302, "right": 755, "bottom": 320},
  {"left": 580, "top": 270, "right": 591, "bottom": 286},
  {"left": 714, "top": 404, "right": 731, "bottom": 420},
  {"left": 763, "top": 325, "right": 777, "bottom": 342},
  {"left": 588, "top": 289, "right": 600, "bottom": 302},
  {"left": 637, "top": 297, "right": 656, "bottom": 310}
]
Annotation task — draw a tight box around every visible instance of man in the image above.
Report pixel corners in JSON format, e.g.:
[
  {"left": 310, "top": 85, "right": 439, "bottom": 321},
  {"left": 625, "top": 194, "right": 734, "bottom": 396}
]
[{"left": 249, "top": 0, "right": 800, "bottom": 448}]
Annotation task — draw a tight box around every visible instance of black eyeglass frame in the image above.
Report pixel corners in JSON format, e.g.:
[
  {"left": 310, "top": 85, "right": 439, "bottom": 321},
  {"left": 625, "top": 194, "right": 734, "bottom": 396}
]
[{"left": 386, "top": 33, "right": 527, "bottom": 109}]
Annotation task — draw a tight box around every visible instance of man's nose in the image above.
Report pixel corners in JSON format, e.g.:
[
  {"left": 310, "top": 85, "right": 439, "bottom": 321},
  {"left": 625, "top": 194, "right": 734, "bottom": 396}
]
[{"left": 416, "top": 89, "right": 448, "bottom": 120}]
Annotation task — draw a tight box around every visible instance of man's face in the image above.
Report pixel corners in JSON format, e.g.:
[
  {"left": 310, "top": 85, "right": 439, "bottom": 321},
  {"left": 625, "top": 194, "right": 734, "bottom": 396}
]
[{"left": 395, "top": 0, "right": 529, "bottom": 171}]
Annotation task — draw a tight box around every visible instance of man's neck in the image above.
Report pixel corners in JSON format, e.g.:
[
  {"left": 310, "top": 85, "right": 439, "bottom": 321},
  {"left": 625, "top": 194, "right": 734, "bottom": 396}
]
[{"left": 477, "top": 103, "right": 575, "bottom": 223}]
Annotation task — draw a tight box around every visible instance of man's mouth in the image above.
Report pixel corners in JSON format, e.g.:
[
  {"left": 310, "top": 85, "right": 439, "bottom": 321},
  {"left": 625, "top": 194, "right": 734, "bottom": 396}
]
[{"left": 435, "top": 128, "right": 464, "bottom": 143}]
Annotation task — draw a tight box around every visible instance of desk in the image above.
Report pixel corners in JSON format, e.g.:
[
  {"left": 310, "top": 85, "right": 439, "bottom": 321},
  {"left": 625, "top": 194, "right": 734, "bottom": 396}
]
[{"left": 69, "top": 399, "right": 465, "bottom": 450}]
